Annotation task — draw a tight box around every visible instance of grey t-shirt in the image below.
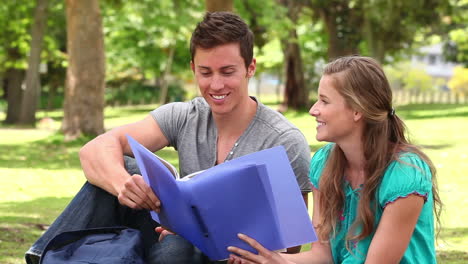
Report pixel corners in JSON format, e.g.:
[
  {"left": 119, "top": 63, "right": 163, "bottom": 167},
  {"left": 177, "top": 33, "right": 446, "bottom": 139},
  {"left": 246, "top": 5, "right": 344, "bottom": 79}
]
[{"left": 150, "top": 97, "right": 311, "bottom": 192}]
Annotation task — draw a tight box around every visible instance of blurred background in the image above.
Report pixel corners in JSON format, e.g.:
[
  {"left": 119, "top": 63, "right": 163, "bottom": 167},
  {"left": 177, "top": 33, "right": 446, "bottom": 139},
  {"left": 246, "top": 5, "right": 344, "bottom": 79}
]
[{"left": 1, "top": 0, "right": 467, "bottom": 136}]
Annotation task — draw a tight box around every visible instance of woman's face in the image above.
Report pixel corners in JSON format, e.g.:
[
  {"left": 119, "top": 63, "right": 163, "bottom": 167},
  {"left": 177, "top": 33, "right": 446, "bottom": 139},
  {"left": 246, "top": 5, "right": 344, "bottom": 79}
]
[{"left": 309, "top": 75, "right": 361, "bottom": 144}]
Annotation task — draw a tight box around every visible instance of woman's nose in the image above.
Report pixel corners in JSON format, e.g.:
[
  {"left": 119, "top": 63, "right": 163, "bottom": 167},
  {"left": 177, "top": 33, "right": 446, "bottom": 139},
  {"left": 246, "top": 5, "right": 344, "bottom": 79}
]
[{"left": 309, "top": 104, "right": 319, "bottom": 116}]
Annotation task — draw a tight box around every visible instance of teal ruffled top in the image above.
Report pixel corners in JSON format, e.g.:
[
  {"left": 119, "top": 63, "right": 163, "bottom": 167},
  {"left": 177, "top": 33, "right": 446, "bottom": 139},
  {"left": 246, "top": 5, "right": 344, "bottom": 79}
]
[{"left": 309, "top": 144, "right": 436, "bottom": 263}]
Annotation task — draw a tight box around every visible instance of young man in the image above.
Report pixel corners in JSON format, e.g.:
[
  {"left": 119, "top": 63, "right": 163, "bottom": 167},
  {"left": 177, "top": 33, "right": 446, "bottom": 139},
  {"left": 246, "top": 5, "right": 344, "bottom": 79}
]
[{"left": 26, "top": 12, "right": 311, "bottom": 264}]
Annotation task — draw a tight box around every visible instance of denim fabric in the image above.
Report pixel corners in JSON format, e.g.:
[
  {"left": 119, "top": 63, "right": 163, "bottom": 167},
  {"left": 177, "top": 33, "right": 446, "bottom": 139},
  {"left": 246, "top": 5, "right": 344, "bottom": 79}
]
[{"left": 25, "top": 156, "right": 209, "bottom": 264}]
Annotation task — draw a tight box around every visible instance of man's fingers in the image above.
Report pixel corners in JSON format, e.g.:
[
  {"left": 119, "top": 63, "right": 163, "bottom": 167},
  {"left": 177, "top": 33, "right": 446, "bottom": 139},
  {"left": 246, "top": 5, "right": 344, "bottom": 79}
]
[
  {"left": 132, "top": 175, "right": 161, "bottom": 212},
  {"left": 138, "top": 177, "right": 161, "bottom": 212},
  {"left": 121, "top": 182, "right": 153, "bottom": 209},
  {"left": 117, "top": 193, "right": 142, "bottom": 210},
  {"left": 123, "top": 176, "right": 156, "bottom": 210}
]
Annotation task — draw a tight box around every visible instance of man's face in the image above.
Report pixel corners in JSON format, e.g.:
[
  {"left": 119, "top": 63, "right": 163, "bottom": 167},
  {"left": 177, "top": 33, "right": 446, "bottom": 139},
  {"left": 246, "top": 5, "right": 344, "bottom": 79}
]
[{"left": 191, "top": 43, "right": 256, "bottom": 116}]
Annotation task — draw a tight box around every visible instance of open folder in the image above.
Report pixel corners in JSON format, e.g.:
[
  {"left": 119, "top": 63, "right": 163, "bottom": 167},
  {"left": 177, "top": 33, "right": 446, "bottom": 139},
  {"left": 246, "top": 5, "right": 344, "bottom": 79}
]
[{"left": 127, "top": 135, "right": 317, "bottom": 260}]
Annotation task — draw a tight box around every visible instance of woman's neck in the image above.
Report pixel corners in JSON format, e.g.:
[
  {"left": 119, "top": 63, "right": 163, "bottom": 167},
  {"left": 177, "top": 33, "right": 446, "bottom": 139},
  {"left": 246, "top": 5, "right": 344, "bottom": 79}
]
[{"left": 339, "top": 140, "right": 366, "bottom": 185}]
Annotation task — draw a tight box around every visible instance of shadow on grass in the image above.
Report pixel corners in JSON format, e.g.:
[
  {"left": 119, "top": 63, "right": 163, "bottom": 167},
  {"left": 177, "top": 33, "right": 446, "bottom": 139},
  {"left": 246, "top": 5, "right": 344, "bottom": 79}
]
[
  {"left": 438, "top": 226, "right": 468, "bottom": 263},
  {"left": 0, "top": 133, "right": 92, "bottom": 170},
  {"left": 0, "top": 130, "right": 180, "bottom": 171},
  {"left": 396, "top": 104, "right": 468, "bottom": 120},
  {"left": 420, "top": 143, "right": 454, "bottom": 150},
  {"left": 0, "top": 196, "right": 75, "bottom": 263},
  {"left": 104, "top": 106, "right": 157, "bottom": 119}
]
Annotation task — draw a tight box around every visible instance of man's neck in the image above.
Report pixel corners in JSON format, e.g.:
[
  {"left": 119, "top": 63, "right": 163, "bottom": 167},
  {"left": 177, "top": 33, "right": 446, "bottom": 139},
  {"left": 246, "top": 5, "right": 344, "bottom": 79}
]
[{"left": 213, "top": 97, "right": 257, "bottom": 137}]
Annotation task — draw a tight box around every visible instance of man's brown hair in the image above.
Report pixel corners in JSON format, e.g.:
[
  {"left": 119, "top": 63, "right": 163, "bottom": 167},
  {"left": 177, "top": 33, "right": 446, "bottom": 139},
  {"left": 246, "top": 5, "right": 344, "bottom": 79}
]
[{"left": 190, "top": 12, "right": 254, "bottom": 69}]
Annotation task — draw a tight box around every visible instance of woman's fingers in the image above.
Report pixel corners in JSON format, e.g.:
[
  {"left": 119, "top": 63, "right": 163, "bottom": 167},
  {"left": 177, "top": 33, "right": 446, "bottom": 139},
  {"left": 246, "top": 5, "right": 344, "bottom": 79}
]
[
  {"left": 237, "top": 233, "right": 269, "bottom": 256},
  {"left": 228, "top": 254, "right": 253, "bottom": 264},
  {"left": 227, "top": 245, "right": 263, "bottom": 263}
]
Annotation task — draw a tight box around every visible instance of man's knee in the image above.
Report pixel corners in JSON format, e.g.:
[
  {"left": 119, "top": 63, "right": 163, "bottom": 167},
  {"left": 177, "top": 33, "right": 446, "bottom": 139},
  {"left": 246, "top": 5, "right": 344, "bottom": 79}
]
[{"left": 124, "top": 155, "right": 141, "bottom": 175}]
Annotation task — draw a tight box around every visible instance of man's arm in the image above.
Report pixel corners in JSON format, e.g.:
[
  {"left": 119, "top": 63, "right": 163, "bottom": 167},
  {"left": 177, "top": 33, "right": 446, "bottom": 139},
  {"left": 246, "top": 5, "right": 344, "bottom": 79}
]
[{"left": 79, "top": 115, "right": 169, "bottom": 210}]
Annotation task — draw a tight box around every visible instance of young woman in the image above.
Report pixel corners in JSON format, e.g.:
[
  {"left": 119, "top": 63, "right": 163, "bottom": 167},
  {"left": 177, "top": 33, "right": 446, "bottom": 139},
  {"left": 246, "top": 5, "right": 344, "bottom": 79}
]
[{"left": 227, "top": 56, "right": 442, "bottom": 264}]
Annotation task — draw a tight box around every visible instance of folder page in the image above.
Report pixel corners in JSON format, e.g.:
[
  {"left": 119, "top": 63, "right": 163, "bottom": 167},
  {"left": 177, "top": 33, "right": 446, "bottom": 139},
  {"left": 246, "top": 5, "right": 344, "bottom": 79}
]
[
  {"left": 186, "top": 163, "right": 281, "bottom": 260},
  {"left": 127, "top": 135, "right": 204, "bottom": 241},
  {"left": 226, "top": 146, "right": 317, "bottom": 247}
]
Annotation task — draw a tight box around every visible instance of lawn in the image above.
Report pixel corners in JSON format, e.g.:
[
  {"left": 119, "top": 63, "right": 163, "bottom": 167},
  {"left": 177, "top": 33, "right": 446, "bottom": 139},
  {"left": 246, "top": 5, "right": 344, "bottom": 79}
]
[{"left": 0, "top": 102, "right": 467, "bottom": 263}]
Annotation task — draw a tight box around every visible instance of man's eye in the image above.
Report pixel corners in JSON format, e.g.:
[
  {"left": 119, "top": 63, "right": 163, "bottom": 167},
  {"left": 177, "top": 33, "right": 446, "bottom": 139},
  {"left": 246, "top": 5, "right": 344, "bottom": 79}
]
[
  {"left": 222, "top": 71, "right": 234, "bottom": 75},
  {"left": 200, "top": 72, "right": 211, "bottom": 76}
]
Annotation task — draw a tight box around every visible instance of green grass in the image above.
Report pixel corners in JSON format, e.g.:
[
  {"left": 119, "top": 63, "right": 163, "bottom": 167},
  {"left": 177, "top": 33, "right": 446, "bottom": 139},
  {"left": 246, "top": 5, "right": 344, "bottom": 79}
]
[{"left": 0, "top": 102, "right": 467, "bottom": 263}]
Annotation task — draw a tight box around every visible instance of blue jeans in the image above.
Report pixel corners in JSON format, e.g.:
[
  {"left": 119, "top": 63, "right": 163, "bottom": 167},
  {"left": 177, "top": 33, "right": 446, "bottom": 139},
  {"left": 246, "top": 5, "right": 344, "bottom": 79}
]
[{"left": 25, "top": 156, "right": 211, "bottom": 264}]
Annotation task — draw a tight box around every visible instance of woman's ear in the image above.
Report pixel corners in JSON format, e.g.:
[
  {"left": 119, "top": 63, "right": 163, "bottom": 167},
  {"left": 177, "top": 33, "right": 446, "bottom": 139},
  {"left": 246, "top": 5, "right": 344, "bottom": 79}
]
[{"left": 353, "top": 111, "right": 363, "bottom": 122}]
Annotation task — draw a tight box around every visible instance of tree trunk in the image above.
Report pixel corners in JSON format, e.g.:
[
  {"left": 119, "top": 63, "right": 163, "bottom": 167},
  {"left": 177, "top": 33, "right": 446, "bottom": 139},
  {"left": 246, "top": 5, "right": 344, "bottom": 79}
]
[
  {"left": 278, "top": 0, "right": 308, "bottom": 110},
  {"left": 363, "top": 16, "right": 385, "bottom": 62},
  {"left": 283, "top": 34, "right": 308, "bottom": 110},
  {"left": 62, "top": 0, "right": 105, "bottom": 140},
  {"left": 19, "top": 0, "right": 49, "bottom": 126},
  {"left": 4, "top": 68, "right": 25, "bottom": 124},
  {"left": 1, "top": 75, "right": 5, "bottom": 100},
  {"left": 316, "top": 3, "right": 362, "bottom": 60},
  {"left": 205, "top": 0, "right": 233, "bottom": 12},
  {"left": 159, "top": 46, "right": 175, "bottom": 105}
]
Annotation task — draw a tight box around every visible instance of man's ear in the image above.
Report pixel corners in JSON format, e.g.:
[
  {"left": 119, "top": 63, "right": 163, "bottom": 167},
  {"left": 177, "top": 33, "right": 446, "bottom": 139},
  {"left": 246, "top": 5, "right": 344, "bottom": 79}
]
[
  {"left": 353, "top": 111, "right": 363, "bottom": 122},
  {"left": 247, "top": 58, "right": 256, "bottom": 77},
  {"left": 190, "top": 60, "right": 195, "bottom": 73}
]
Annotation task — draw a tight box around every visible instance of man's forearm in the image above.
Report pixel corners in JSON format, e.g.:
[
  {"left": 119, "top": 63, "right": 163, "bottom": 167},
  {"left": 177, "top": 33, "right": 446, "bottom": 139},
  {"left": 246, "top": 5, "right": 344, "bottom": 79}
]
[{"left": 79, "top": 134, "right": 129, "bottom": 196}]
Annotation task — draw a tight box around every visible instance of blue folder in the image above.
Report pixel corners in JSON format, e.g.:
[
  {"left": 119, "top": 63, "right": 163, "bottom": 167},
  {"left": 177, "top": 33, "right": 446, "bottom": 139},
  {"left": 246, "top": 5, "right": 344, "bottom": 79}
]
[{"left": 127, "top": 135, "right": 317, "bottom": 260}]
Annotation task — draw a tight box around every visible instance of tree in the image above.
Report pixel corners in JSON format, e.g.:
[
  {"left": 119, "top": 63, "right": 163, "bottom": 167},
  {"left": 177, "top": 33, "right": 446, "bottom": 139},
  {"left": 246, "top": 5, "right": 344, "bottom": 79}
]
[
  {"left": 361, "top": 0, "right": 450, "bottom": 62},
  {"left": 103, "top": 0, "right": 202, "bottom": 104},
  {"left": 307, "top": 0, "right": 450, "bottom": 62},
  {"left": 442, "top": 0, "right": 468, "bottom": 66},
  {"left": 205, "top": 0, "right": 233, "bottom": 12},
  {"left": 0, "top": 1, "right": 35, "bottom": 124},
  {"left": 19, "top": 0, "right": 49, "bottom": 125},
  {"left": 448, "top": 66, "right": 468, "bottom": 94},
  {"left": 307, "top": 0, "right": 362, "bottom": 60},
  {"left": 277, "top": 0, "right": 309, "bottom": 110},
  {"left": 62, "top": 0, "right": 105, "bottom": 139}
]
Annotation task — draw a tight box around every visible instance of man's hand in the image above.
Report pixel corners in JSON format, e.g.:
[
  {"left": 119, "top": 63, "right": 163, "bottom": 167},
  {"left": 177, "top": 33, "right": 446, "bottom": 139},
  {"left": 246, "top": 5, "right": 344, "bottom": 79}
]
[
  {"left": 117, "top": 174, "right": 161, "bottom": 212},
  {"left": 155, "top": 226, "right": 176, "bottom": 241}
]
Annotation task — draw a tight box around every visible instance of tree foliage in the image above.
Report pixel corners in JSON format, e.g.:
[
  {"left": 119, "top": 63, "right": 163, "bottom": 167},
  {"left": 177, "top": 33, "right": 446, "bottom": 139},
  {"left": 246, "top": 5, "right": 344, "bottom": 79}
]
[{"left": 448, "top": 66, "right": 468, "bottom": 94}]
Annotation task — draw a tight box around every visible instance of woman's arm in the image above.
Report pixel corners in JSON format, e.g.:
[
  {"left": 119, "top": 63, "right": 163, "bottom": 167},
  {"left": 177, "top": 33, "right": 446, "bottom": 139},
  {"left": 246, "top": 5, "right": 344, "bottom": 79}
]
[{"left": 365, "top": 194, "right": 424, "bottom": 264}]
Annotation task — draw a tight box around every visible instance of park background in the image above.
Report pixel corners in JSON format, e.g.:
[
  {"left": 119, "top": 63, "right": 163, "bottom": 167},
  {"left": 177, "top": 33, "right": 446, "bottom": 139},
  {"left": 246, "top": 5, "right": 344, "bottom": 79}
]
[{"left": 0, "top": 0, "right": 467, "bottom": 263}]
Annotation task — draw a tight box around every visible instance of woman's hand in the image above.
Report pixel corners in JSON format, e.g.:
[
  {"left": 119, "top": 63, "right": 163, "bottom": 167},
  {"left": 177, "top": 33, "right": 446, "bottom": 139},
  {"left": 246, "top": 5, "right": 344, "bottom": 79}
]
[{"left": 227, "top": 233, "right": 293, "bottom": 264}]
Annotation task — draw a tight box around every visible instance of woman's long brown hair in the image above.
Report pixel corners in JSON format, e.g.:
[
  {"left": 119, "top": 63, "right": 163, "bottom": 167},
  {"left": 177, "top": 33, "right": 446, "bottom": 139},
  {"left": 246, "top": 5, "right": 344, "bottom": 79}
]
[{"left": 316, "top": 56, "right": 442, "bottom": 248}]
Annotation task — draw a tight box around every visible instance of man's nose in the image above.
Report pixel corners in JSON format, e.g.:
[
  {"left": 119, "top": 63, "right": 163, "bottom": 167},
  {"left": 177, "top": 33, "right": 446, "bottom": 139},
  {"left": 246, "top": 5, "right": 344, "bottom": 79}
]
[{"left": 210, "top": 75, "right": 224, "bottom": 90}]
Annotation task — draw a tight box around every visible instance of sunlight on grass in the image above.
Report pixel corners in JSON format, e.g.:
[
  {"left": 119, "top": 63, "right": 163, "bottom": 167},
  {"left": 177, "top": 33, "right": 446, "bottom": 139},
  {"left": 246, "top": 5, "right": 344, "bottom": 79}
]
[{"left": 0, "top": 102, "right": 467, "bottom": 263}]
